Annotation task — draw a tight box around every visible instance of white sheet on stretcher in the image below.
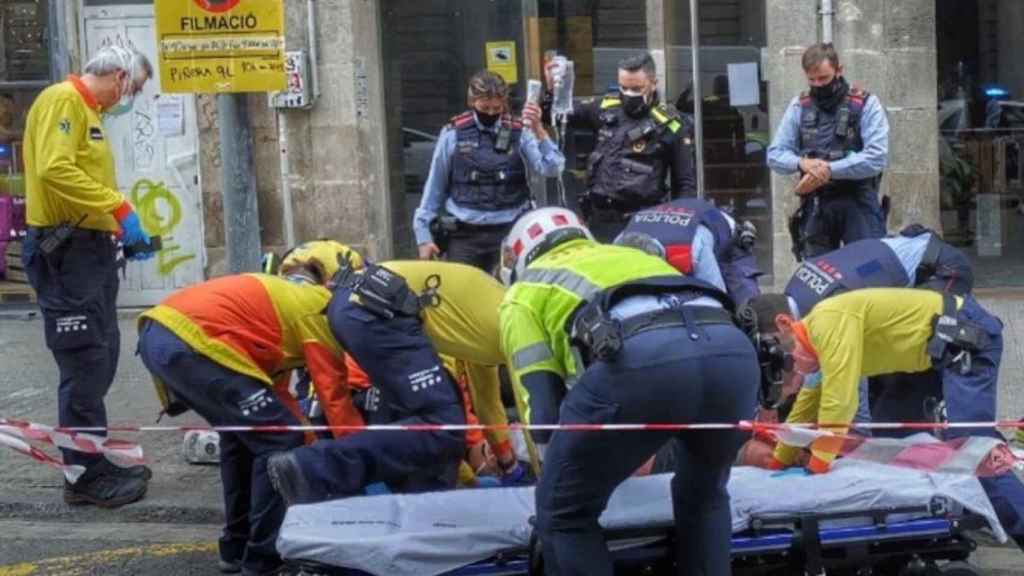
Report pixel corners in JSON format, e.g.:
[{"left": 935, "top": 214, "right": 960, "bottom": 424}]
[{"left": 277, "top": 461, "right": 1005, "bottom": 576}]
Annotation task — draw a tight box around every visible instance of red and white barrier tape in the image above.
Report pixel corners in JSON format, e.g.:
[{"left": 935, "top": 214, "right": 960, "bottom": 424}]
[
  {"left": 2, "top": 418, "right": 1022, "bottom": 478},
  {"left": 9, "top": 419, "right": 1022, "bottom": 434},
  {"left": 0, "top": 419, "right": 145, "bottom": 482}
]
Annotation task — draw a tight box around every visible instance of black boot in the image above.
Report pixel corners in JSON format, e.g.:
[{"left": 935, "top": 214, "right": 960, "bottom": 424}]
[{"left": 64, "top": 462, "right": 147, "bottom": 508}]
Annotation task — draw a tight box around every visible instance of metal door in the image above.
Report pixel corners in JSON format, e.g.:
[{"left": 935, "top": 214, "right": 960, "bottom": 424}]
[{"left": 81, "top": 3, "right": 205, "bottom": 306}]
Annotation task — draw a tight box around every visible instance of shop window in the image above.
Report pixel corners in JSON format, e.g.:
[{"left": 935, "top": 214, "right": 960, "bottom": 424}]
[
  {"left": 936, "top": 0, "right": 1024, "bottom": 287},
  {"left": 0, "top": 1, "right": 55, "bottom": 237},
  {"left": 667, "top": 0, "right": 771, "bottom": 278}
]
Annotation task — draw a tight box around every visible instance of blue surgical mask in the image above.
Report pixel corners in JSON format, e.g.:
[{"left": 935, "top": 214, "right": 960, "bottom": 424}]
[
  {"left": 105, "top": 76, "right": 136, "bottom": 117},
  {"left": 802, "top": 370, "right": 823, "bottom": 390}
]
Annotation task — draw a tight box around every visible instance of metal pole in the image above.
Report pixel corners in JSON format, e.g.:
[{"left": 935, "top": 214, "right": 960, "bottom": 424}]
[
  {"left": 821, "top": 0, "right": 834, "bottom": 44},
  {"left": 306, "top": 0, "right": 321, "bottom": 100},
  {"left": 218, "top": 94, "right": 263, "bottom": 273},
  {"left": 689, "top": 0, "right": 705, "bottom": 198},
  {"left": 277, "top": 109, "right": 296, "bottom": 248},
  {"left": 48, "top": 0, "right": 70, "bottom": 81}
]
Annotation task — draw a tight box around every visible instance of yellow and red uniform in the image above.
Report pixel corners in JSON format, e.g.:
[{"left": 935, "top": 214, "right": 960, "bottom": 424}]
[
  {"left": 24, "top": 75, "right": 127, "bottom": 231},
  {"left": 139, "top": 274, "right": 363, "bottom": 436},
  {"left": 773, "top": 288, "right": 958, "bottom": 472}
]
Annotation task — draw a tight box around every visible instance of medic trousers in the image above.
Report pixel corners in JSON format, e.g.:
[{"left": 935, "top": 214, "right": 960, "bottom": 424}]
[
  {"left": 286, "top": 286, "right": 465, "bottom": 501},
  {"left": 933, "top": 296, "right": 1024, "bottom": 546},
  {"left": 23, "top": 227, "right": 120, "bottom": 468},
  {"left": 138, "top": 321, "right": 304, "bottom": 575},
  {"left": 536, "top": 317, "right": 759, "bottom": 576}
]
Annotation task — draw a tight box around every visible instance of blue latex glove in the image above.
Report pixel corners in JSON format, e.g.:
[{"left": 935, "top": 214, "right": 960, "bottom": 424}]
[
  {"left": 475, "top": 476, "right": 503, "bottom": 489},
  {"left": 364, "top": 482, "right": 391, "bottom": 496},
  {"left": 119, "top": 211, "right": 150, "bottom": 246},
  {"left": 771, "top": 467, "right": 811, "bottom": 478},
  {"left": 119, "top": 211, "right": 155, "bottom": 261},
  {"left": 500, "top": 461, "right": 536, "bottom": 486}
]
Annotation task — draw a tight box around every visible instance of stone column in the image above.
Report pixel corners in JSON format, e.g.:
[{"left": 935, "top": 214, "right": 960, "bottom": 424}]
[{"left": 199, "top": 1, "right": 396, "bottom": 275}]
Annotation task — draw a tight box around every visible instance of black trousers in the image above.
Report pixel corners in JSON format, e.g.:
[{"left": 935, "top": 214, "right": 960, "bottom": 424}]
[
  {"left": 23, "top": 227, "right": 120, "bottom": 468},
  {"left": 138, "top": 321, "right": 304, "bottom": 575},
  {"left": 285, "top": 286, "right": 466, "bottom": 502},
  {"left": 799, "top": 188, "right": 886, "bottom": 259},
  {"left": 445, "top": 222, "right": 513, "bottom": 275}
]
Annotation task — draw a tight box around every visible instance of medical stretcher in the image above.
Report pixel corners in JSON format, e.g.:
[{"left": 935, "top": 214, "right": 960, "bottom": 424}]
[{"left": 279, "top": 463, "right": 1005, "bottom": 576}]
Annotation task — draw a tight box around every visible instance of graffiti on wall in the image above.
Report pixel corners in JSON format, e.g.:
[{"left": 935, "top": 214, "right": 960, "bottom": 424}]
[{"left": 131, "top": 179, "right": 196, "bottom": 276}]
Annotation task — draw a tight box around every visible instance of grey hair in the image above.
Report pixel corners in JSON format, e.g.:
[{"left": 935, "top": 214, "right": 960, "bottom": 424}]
[
  {"left": 618, "top": 52, "right": 657, "bottom": 79},
  {"left": 84, "top": 46, "right": 154, "bottom": 82}
]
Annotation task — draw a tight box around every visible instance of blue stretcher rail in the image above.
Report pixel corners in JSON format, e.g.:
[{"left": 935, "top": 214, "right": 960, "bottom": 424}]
[{"left": 290, "top": 514, "right": 984, "bottom": 576}]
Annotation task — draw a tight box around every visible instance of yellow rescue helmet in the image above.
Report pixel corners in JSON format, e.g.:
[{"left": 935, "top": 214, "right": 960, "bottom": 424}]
[{"left": 279, "top": 240, "right": 364, "bottom": 285}]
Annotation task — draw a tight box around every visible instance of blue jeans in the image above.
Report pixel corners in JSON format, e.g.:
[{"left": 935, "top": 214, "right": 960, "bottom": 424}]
[{"left": 536, "top": 320, "right": 759, "bottom": 576}]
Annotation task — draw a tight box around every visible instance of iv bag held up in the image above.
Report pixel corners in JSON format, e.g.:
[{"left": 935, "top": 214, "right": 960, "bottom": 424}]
[{"left": 551, "top": 57, "right": 575, "bottom": 118}]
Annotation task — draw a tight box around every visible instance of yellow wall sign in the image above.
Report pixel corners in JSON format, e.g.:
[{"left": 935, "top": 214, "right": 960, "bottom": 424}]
[
  {"left": 155, "top": 0, "right": 286, "bottom": 93},
  {"left": 485, "top": 41, "right": 518, "bottom": 84}
]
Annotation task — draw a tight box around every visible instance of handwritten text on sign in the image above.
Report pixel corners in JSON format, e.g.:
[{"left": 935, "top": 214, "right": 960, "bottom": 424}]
[{"left": 155, "top": 0, "right": 285, "bottom": 93}]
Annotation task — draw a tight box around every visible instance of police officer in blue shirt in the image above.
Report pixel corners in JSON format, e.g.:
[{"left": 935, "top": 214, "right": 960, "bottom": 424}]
[
  {"left": 749, "top": 225, "right": 972, "bottom": 426},
  {"left": 768, "top": 43, "right": 889, "bottom": 260},
  {"left": 613, "top": 197, "right": 762, "bottom": 307},
  {"left": 414, "top": 70, "right": 565, "bottom": 273}
]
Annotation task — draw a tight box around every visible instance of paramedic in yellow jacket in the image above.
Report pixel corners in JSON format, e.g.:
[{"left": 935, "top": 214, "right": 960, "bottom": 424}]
[
  {"left": 22, "top": 46, "right": 155, "bottom": 509},
  {"left": 276, "top": 241, "right": 530, "bottom": 482},
  {"left": 136, "top": 274, "right": 358, "bottom": 575},
  {"left": 745, "top": 289, "right": 1024, "bottom": 549}
]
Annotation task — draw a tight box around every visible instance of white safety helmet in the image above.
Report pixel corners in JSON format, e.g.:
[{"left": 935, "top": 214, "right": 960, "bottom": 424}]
[{"left": 499, "top": 207, "right": 593, "bottom": 286}]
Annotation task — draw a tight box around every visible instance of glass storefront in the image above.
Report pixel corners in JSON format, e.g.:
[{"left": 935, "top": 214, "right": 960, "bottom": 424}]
[
  {"left": 381, "top": 1, "right": 772, "bottom": 270},
  {"left": 0, "top": 0, "right": 52, "bottom": 251},
  {"left": 936, "top": 0, "right": 1024, "bottom": 287},
  {"left": 665, "top": 0, "right": 770, "bottom": 277}
]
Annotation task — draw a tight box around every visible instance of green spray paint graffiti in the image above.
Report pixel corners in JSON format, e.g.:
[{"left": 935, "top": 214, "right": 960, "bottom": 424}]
[{"left": 131, "top": 179, "right": 196, "bottom": 276}]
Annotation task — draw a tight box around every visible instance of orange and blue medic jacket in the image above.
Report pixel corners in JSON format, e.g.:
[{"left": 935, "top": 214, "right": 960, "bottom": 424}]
[{"left": 139, "top": 274, "right": 363, "bottom": 436}]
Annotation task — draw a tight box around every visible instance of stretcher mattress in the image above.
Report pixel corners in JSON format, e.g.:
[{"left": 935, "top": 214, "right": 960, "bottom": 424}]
[{"left": 277, "top": 460, "right": 1005, "bottom": 576}]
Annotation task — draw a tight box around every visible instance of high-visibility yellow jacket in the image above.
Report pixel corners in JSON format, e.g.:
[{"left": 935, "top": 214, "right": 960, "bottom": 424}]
[{"left": 499, "top": 239, "right": 682, "bottom": 424}]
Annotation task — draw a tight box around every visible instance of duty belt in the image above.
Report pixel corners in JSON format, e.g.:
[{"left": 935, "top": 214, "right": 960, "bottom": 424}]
[
  {"left": 927, "top": 294, "right": 987, "bottom": 375},
  {"left": 619, "top": 306, "right": 734, "bottom": 340}
]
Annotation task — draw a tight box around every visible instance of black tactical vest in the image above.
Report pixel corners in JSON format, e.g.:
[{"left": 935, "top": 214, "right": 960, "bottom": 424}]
[
  {"left": 449, "top": 111, "right": 529, "bottom": 211},
  {"left": 798, "top": 89, "right": 877, "bottom": 195},
  {"left": 586, "top": 96, "right": 683, "bottom": 209}
]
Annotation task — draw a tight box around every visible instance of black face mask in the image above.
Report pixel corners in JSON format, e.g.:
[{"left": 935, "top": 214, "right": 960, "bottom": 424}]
[
  {"left": 809, "top": 76, "right": 848, "bottom": 110},
  {"left": 475, "top": 111, "right": 501, "bottom": 127},
  {"left": 621, "top": 92, "right": 651, "bottom": 118}
]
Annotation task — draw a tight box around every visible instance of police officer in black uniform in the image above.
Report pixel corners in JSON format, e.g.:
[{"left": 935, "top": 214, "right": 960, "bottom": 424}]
[
  {"left": 413, "top": 70, "right": 564, "bottom": 273},
  {"left": 544, "top": 52, "right": 696, "bottom": 242},
  {"left": 767, "top": 43, "right": 889, "bottom": 260}
]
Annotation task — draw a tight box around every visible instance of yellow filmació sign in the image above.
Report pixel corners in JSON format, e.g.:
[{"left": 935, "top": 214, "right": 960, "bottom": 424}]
[{"left": 155, "top": 0, "right": 286, "bottom": 93}]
